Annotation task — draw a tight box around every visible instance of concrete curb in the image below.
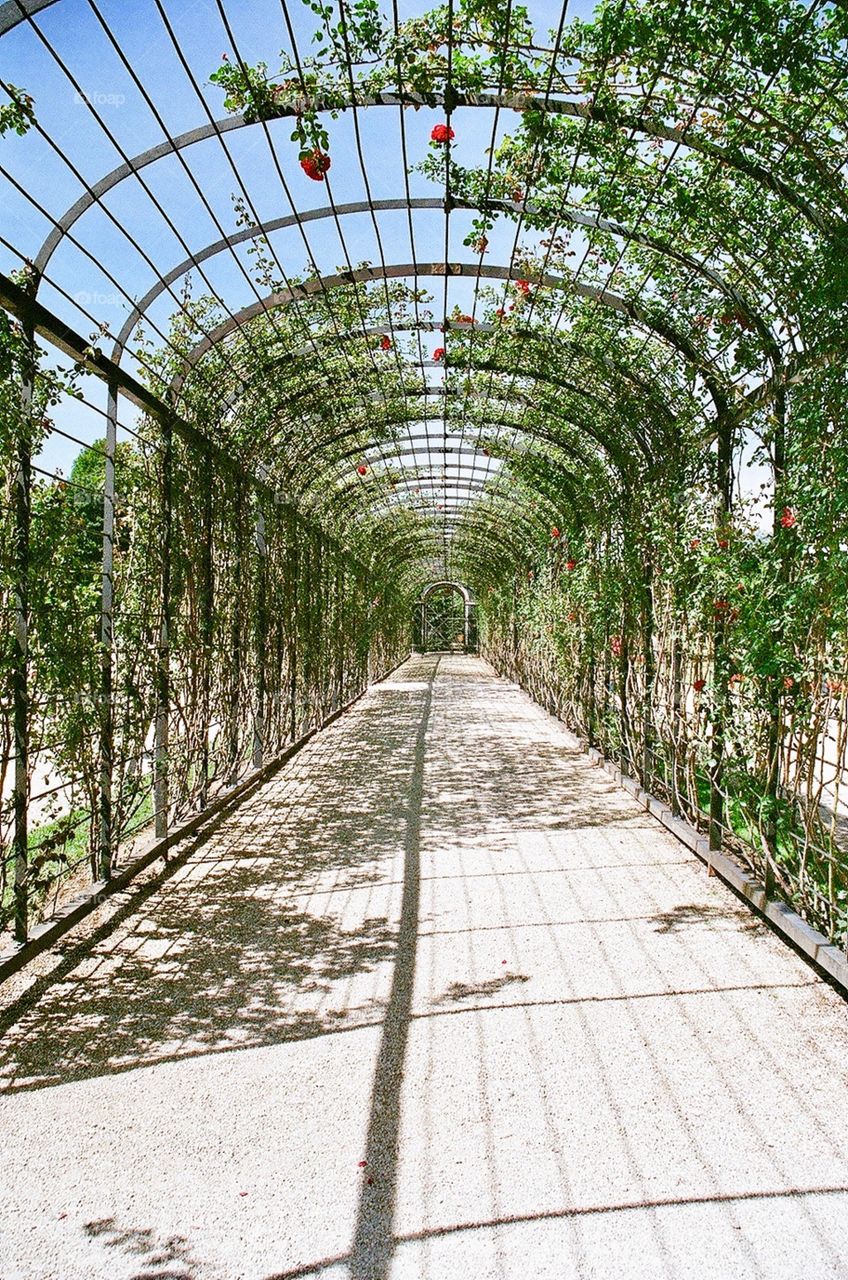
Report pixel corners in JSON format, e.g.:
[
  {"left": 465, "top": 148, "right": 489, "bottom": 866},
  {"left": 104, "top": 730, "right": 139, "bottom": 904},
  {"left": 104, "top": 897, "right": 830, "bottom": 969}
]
[
  {"left": 0, "top": 656, "right": 409, "bottom": 986},
  {"left": 584, "top": 745, "right": 848, "bottom": 997}
]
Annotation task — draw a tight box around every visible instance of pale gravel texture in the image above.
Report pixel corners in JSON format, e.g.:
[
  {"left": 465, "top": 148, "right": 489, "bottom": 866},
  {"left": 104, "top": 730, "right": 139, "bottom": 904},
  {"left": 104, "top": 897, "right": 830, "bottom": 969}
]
[{"left": 1, "top": 653, "right": 847, "bottom": 1280}]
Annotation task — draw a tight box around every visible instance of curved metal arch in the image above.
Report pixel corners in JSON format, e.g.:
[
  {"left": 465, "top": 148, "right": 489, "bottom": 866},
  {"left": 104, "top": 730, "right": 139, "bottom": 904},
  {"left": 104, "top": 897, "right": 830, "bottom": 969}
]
[
  {"left": 216, "top": 326, "right": 682, "bottom": 464},
  {"left": 319, "top": 450, "right": 571, "bottom": 528},
  {"left": 240, "top": 389, "right": 642, "bottom": 495},
  {"left": 5, "top": 47, "right": 825, "bottom": 281},
  {"left": 364, "top": 525, "right": 510, "bottom": 584},
  {"left": 356, "top": 492, "right": 602, "bottom": 584},
  {"left": 227, "top": 338, "right": 670, "bottom": 443},
  {"left": 94, "top": 201, "right": 775, "bottom": 366},
  {"left": 285, "top": 453, "right": 613, "bottom": 559},
  {"left": 207, "top": 332, "right": 688, "bottom": 494},
  {"left": 280, "top": 428, "right": 612, "bottom": 534},
  {"left": 378, "top": 472, "right": 500, "bottom": 491},
  {"left": 320, "top": 471, "right": 564, "bottom": 538},
  {"left": 337, "top": 418, "right": 619, "bottom": 491},
  {"left": 449, "top": 503, "right": 571, "bottom": 560},
  {"left": 303, "top": 427, "right": 599, "bottom": 534},
  {"left": 221, "top": 319, "right": 683, "bottom": 430},
  {"left": 420, "top": 580, "right": 473, "bottom": 604},
  {"left": 0, "top": 0, "right": 52, "bottom": 34},
  {"left": 361, "top": 504, "right": 559, "bottom": 580},
  {"left": 169, "top": 262, "right": 729, "bottom": 416},
  {"left": 265, "top": 389, "right": 641, "bottom": 497}
]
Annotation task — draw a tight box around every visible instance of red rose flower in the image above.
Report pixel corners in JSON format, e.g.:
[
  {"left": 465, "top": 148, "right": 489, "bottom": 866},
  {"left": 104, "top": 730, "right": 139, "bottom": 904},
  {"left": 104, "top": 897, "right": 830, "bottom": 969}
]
[
  {"left": 300, "top": 149, "right": 331, "bottom": 181},
  {"left": 430, "top": 123, "right": 455, "bottom": 144},
  {"left": 693, "top": 678, "right": 706, "bottom": 692},
  {"left": 357, "top": 464, "right": 368, "bottom": 476},
  {"left": 565, "top": 559, "right": 577, "bottom": 571},
  {"left": 515, "top": 278, "right": 531, "bottom": 295},
  {"left": 689, "top": 538, "right": 700, "bottom": 549},
  {"left": 379, "top": 335, "right": 392, "bottom": 350},
  {"left": 433, "top": 347, "right": 445, "bottom": 361},
  {"left": 780, "top": 507, "right": 797, "bottom": 528},
  {"left": 551, "top": 526, "right": 560, "bottom": 539}
]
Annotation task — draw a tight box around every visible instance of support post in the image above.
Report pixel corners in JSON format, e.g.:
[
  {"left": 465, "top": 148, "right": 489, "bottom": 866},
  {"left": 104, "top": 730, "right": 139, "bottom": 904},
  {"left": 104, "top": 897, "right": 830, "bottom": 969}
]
[
  {"left": 641, "top": 554, "right": 655, "bottom": 792},
  {"left": 227, "top": 478, "right": 245, "bottom": 785},
  {"left": 12, "top": 323, "right": 33, "bottom": 942},
  {"left": 253, "top": 480, "right": 267, "bottom": 770},
  {"left": 710, "top": 412, "right": 734, "bottom": 851},
  {"left": 97, "top": 379, "right": 117, "bottom": 880},
  {"left": 287, "top": 513, "right": 299, "bottom": 743},
  {"left": 670, "top": 629, "right": 683, "bottom": 817},
  {"left": 198, "top": 448, "right": 214, "bottom": 808},
  {"left": 154, "top": 417, "right": 172, "bottom": 840},
  {"left": 586, "top": 634, "right": 596, "bottom": 750},
  {"left": 763, "top": 387, "right": 788, "bottom": 898}
]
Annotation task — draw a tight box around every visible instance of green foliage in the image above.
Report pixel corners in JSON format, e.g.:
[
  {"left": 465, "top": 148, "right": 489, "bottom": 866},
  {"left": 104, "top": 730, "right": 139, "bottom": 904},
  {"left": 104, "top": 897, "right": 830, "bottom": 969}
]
[{"left": 0, "top": 84, "right": 35, "bottom": 137}]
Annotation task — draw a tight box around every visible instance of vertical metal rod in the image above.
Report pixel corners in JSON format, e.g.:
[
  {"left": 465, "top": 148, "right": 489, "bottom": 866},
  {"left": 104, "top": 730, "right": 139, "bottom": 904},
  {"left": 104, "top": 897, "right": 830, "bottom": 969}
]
[
  {"left": 287, "top": 512, "right": 299, "bottom": 742},
  {"left": 198, "top": 448, "right": 214, "bottom": 808},
  {"left": 97, "top": 378, "right": 117, "bottom": 881},
  {"left": 763, "top": 387, "right": 787, "bottom": 897},
  {"left": 228, "top": 478, "right": 244, "bottom": 784},
  {"left": 253, "top": 480, "right": 267, "bottom": 770},
  {"left": 333, "top": 561, "right": 344, "bottom": 713},
  {"left": 12, "top": 322, "right": 33, "bottom": 943},
  {"left": 670, "top": 630, "right": 682, "bottom": 817},
  {"left": 154, "top": 417, "right": 173, "bottom": 840},
  {"left": 641, "top": 555, "right": 655, "bottom": 792},
  {"left": 619, "top": 628, "right": 630, "bottom": 772},
  {"left": 710, "top": 411, "right": 734, "bottom": 851},
  {"left": 586, "top": 636, "right": 596, "bottom": 751}
]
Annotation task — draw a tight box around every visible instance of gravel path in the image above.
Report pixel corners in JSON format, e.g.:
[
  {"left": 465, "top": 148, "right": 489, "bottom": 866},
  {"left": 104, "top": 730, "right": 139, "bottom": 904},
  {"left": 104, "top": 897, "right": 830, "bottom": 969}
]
[{"left": 1, "top": 654, "right": 847, "bottom": 1280}]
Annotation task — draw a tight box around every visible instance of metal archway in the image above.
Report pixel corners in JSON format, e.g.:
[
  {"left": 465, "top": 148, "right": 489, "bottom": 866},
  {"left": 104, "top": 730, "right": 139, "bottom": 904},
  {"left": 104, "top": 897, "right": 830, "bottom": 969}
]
[{"left": 415, "top": 580, "right": 477, "bottom": 654}]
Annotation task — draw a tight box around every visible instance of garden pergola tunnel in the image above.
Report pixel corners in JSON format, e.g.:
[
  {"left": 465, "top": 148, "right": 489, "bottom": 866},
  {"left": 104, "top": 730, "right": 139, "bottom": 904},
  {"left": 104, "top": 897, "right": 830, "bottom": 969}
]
[{"left": 1, "top": 0, "right": 848, "bottom": 970}]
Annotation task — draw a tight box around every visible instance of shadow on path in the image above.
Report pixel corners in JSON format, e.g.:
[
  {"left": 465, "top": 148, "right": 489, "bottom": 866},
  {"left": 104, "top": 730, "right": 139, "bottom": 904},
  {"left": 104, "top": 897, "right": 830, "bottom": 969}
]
[{"left": 346, "top": 658, "right": 436, "bottom": 1280}]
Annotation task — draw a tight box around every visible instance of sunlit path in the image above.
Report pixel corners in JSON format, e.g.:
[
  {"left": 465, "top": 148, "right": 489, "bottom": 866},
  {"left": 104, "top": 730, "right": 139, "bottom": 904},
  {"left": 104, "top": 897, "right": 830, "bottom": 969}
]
[{"left": 1, "top": 655, "right": 846, "bottom": 1280}]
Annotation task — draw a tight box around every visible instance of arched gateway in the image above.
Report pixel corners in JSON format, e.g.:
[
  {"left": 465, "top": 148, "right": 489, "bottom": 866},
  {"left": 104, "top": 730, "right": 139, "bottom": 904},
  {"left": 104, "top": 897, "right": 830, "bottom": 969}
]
[{"left": 414, "top": 582, "right": 478, "bottom": 654}]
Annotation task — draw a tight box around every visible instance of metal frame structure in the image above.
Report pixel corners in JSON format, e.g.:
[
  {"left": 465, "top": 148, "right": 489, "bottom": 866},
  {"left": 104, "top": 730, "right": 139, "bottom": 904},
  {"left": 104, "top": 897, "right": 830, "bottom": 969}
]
[{"left": 1, "top": 0, "right": 847, "bottom": 952}]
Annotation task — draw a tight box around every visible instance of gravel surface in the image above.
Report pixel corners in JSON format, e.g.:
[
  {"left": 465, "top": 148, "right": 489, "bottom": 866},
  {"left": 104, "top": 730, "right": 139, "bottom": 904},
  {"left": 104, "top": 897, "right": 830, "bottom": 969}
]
[{"left": 1, "top": 654, "right": 847, "bottom": 1280}]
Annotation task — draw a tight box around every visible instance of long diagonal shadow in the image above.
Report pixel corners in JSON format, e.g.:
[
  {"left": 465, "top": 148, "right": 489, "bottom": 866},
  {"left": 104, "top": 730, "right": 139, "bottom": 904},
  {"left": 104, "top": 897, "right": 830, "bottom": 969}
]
[{"left": 347, "top": 656, "right": 437, "bottom": 1280}]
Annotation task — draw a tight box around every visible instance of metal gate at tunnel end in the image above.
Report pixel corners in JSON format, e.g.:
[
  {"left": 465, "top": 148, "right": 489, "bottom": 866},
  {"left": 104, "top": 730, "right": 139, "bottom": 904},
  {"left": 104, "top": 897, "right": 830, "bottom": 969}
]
[{"left": 414, "top": 581, "right": 478, "bottom": 654}]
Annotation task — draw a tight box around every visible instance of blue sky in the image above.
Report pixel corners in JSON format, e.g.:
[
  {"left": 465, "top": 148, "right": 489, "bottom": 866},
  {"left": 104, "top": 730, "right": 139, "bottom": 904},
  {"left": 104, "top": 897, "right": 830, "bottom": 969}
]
[{"left": 0, "top": 0, "right": 597, "bottom": 476}]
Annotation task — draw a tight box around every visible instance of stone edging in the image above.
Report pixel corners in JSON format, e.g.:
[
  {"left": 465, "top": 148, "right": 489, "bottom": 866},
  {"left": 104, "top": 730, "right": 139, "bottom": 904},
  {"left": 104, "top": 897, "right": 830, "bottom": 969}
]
[
  {"left": 496, "top": 662, "right": 848, "bottom": 1000},
  {"left": 583, "top": 747, "right": 848, "bottom": 996}
]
